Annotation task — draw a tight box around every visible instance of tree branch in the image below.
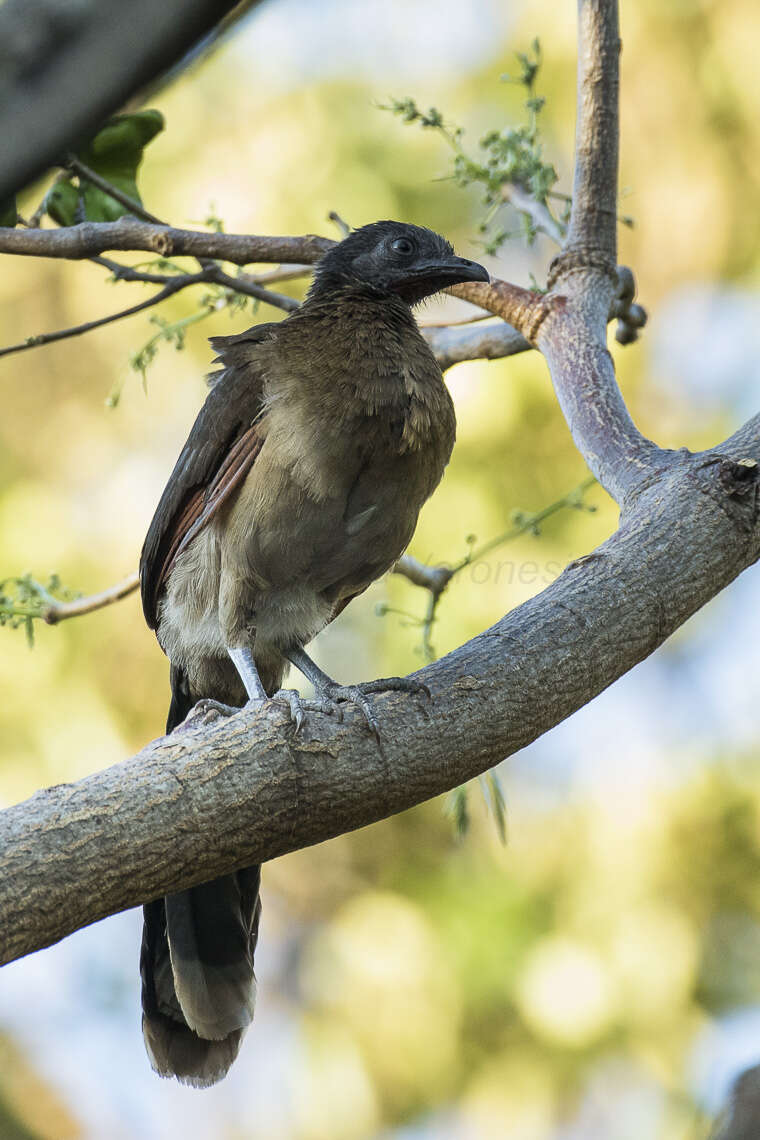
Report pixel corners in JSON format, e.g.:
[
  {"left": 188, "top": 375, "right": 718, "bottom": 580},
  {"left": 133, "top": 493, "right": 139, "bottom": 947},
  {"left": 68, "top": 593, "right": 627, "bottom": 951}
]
[
  {"left": 561, "top": 0, "right": 621, "bottom": 268},
  {"left": 422, "top": 317, "right": 531, "bottom": 370},
  {"left": 502, "top": 182, "right": 566, "bottom": 245},
  {"left": 63, "top": 156, "right": 166, "bottom": 226},
  {"left": 0, "top": 220, "right": 334, "bottom": 266},
  {"left": 0, "top": 270, "right": 213, "bottom": 359},
  {"left": 1, "top": 433, "right": 757, "bottom": 966},
  {"left": 41, "top": 573, "right": 140, "bottom": 625}
]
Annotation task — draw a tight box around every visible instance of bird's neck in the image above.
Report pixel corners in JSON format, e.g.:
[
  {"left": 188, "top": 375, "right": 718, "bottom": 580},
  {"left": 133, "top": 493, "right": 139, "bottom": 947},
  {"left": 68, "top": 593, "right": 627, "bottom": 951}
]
[
  {"left": 263, "top": 288, "right": 452, "bottom": 456},
  {"left": 278, "top": 288, "right": 434, "bottom": 397}
]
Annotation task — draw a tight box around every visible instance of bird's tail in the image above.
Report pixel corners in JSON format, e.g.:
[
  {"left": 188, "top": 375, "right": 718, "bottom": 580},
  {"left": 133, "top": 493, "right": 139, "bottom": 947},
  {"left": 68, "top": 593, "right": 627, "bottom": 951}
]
[{"left": 140, "top": 666, "right": 262, "bottom": 1087}]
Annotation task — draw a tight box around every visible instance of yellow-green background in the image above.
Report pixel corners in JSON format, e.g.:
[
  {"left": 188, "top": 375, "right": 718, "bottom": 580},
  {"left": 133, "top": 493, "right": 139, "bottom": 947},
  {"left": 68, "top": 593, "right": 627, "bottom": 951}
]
[{"left": 1, "top": 0, "right": 759, "bottom": 1136}]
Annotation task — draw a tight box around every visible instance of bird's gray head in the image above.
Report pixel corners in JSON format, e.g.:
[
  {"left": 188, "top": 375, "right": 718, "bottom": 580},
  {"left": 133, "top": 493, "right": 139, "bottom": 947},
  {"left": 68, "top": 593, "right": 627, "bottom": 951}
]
[{"left": 308, "top": 220, "right": 489, "bottom": 307}]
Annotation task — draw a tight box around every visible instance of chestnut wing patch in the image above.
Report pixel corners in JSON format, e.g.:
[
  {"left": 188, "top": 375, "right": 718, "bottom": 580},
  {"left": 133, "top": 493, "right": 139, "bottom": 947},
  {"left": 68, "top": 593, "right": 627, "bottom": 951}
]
[
  {"left": 140, "top": 328, "right": 278, "bottom": 630},
  {"left": 143, "top": 424, "right": 264, "bottom": 628}
]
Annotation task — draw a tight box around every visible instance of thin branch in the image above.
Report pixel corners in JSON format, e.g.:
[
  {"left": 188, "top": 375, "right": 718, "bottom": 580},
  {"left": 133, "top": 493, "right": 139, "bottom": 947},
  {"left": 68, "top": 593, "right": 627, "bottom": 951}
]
[
  {"left": 90, "top": 255, "right": 182, "bottom": 285},
  {"left": 64, "top": 155, "right": 166, "bottom": 226},
  {"left": 392, "top": 478, "right": 597, "bottom": 661},
  {"left": 0, "top": 219, "right": 335, "bottom": 267},
  {"left": 249, "top": 264, "right": 312, "bottom": 285},
  {"left": 0, "top": 271, "right": 214, "bottom": 359},
  {"left": 393, "top": 555, "right": 453, "bottom": 594},
  {"left": 502, "top": 183, "right": 566, "bottom": 245},
  {"left": 42, "top": 573, "right": 139, "bottom": 625},
  {"left": 328, "top": 211, "right": 351, "bottom": 237},
  {"left": 207, "top": 266, "right": 299, "bottom": 312},
  {"left": 423, "top": 317, "right": 531, "bottom": 371}
]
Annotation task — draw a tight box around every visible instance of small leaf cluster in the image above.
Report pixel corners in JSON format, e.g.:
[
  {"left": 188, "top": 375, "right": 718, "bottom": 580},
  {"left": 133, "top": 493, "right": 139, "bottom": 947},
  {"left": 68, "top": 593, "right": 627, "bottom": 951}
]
[
  {"left": 0, "top": 573, "right": 80, "bottom": 647},
  {"left": 382, "top": 40, "right": 564, "bottom": 254}
]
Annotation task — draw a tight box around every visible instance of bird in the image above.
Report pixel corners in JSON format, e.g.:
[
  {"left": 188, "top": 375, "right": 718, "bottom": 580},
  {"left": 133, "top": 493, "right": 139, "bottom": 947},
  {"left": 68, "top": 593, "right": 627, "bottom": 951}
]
[{"left": 138, "top": 219, "right": 489, "bottom": 1086}]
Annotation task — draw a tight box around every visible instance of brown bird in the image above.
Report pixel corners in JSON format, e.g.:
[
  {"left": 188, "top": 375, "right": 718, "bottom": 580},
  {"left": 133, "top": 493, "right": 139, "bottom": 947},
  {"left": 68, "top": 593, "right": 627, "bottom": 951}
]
[{"left": 138, "top": 220, "right": 488, "bottom": 1085}]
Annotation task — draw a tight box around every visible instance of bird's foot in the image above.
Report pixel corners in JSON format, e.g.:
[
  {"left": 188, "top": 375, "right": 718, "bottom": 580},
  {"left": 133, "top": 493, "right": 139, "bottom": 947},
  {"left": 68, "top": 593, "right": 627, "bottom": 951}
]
[
  {"left": 270, "top": 688, "right": 346, "bottom": 733},
  {"left": 313, "top": 676, "right": 431, "bottom": 739},
  {"left": 183, "top": 696, "right": 268, "bottom": 727}
]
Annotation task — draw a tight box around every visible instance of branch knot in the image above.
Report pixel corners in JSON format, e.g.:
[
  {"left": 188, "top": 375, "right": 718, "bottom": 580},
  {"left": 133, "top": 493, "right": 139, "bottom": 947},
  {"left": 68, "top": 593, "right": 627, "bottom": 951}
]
[
  {"left": 151, "top": 229, "right": 173, "bottom": 257},
  {"left": 547, "top": 248, "right": 618, "bottom": 290}
]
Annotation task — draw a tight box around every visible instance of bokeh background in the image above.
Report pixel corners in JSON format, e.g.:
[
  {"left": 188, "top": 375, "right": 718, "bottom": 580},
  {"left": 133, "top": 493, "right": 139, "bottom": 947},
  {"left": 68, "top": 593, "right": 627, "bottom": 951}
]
[{"left": 2, "top": 0, "right": 760, "bottom": 1136}]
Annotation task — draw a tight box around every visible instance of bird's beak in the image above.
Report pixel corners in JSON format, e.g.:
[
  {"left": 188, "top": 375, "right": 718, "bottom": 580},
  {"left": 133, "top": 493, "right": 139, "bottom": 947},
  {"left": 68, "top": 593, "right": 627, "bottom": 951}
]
[{"left": 406, "top": 255, "right": 490, "bottom": 287}]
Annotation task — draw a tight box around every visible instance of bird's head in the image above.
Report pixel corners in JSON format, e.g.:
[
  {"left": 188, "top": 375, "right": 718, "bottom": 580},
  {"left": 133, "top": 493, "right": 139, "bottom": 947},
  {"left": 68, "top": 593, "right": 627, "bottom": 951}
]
[{"left": 308, "top": 220, "right": 489, "bottom": 307}]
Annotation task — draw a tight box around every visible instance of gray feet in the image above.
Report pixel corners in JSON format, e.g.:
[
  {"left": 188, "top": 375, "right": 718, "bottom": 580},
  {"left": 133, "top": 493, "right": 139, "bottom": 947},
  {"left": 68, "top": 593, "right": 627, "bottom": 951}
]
[
  {"left": 183, "top": 696, "right": 264, "bottom": 727},
  {"left": 308, "top": 676, "right": 431, "bottom": 738},
  {"left": 183, "top": 677, "right": 430, "bottom": 737},
  {"left": 269, "top": 688, "right": 343, "bottom": 733}
]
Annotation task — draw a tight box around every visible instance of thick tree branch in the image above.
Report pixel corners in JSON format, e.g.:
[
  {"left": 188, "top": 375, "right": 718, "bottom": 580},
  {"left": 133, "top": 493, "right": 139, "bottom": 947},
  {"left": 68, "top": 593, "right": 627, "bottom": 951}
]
[
  {"left": 1, "top": 437, "right": 757, "bottom": 966},
  {"left": 0, "top": 0, "right": 254, "bottom": 201}
]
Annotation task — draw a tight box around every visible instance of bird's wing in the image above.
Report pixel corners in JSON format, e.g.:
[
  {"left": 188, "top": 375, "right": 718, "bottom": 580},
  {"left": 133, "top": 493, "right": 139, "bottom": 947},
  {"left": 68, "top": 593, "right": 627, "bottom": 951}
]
[{"left": 140, "top": 324, "right": 279, "bottom": 629}]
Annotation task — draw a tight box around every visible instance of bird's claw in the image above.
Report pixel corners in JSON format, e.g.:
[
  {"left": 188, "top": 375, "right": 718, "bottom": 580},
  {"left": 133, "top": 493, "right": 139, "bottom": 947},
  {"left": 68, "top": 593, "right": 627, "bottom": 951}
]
[
  {"left": 183, "top": 697, "right": 243, "bottom": 727},
  {"left": 360, "top": 675, "right": 432, "bottom": 701},
  {"left": 270, "top": 689, "right": 344, "bottom": 733},
  {"left": 192, "top": 676, "right": 432, "bottom": 737},
  {"left": 316, "top": 677, "right": 430, "bottom": 739}
]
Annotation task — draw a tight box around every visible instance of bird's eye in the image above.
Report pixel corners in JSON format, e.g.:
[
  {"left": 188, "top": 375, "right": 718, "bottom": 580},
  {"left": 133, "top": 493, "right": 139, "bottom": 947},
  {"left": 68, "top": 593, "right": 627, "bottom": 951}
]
[{"left": 391, "top": 237, "right": 415, "bottom": 256}]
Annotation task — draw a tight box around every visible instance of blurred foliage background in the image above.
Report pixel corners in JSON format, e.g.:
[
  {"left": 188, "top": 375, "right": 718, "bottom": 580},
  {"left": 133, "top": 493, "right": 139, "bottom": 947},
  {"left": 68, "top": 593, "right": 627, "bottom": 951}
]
[{"left": 1, "top": 0, "right": 760, "bottom": 1137}]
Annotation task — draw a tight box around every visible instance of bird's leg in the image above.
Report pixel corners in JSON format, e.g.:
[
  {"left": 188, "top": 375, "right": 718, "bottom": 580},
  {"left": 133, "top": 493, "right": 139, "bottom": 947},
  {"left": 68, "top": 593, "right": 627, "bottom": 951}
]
[
  {"left": 196, "top": 646, "right": 344, "bottom": 733},
  {"left": 285, "top": 645, "right": 430, "bottom": 738},
  {"left": 186, "top": 646, "right": 269, "bottom": 724}
]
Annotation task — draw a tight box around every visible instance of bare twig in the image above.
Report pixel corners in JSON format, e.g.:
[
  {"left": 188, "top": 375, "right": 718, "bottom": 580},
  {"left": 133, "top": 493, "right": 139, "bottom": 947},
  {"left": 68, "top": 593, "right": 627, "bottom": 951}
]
[
  {"left": 207, "top": 266, "right": 299, "bottom": 312},
  {"left": 64, "top": 155, "right": 166, "bottom": 226},
  {"left": 42, "top": 573, "right": 139, "bottom": 625},
  {"left": 249, "top": 264, "right": 312, "bottom": 285},
  {"left": 502, "top": 183, "right": 566, "bottom": 245},
  {"left": 0, "top": 270, "right": 216, "bottom": 359},
  {"left": 420, "top": 311, "right": 494, "bottom": 329},
  {"left": 328, "top": 211, "right": 351, "bottom": 237},
  {"left": 91, "top": 255, "right": 183, "bottom": 285},
  {"left": 392, "top": 478, "right": 597, "bottom": 661}
]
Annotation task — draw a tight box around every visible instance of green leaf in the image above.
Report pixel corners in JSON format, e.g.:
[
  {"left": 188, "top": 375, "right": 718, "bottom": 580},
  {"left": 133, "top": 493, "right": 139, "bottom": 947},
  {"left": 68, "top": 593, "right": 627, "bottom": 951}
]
[
  {"left": 480, "top": 770, "right": 508, "bottom": 844},
  {"left": 445, "top": 786, "right": 470, "bottom": 838},
  {"left": 46, "top": 109, "right": 164, "bottom": 225}
]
